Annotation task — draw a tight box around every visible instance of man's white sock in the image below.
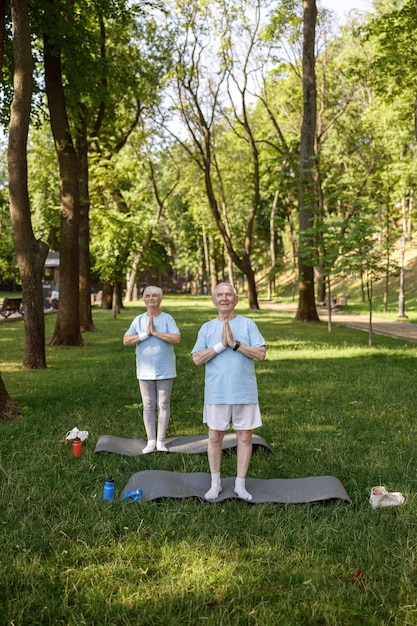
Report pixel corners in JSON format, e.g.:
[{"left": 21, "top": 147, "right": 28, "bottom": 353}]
[
  {"left": 234, "top": 477, "right": 252, "bottom": 501},
  {"left": 204, "top": 472, "right": 222, "bottom": 501}
]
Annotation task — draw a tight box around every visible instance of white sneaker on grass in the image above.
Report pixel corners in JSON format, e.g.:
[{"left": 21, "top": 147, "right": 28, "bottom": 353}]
[{"left": 370, "top": 486, "right": 405, "bottom": 509}]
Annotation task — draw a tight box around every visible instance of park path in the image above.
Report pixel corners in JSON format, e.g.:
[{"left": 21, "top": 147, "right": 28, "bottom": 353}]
[
  {"left": 260, "top": 301, "right": 417, "bottom": 343},
  {"left": 0, "top": 308, "right": 55, "bottom": 323},
  {"left": 2, "top": 300, "right": 417, "bottom": 342}
]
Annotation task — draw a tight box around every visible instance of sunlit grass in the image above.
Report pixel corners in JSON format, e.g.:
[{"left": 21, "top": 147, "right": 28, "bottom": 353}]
[{"left": 1, "top": 295, "right": 417, "bottom": 624}]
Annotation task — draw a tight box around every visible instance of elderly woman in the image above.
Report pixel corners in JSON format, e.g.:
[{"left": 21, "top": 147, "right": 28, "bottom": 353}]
[{"left": 123, "top": 286, "right": 181, "bottom": 453}]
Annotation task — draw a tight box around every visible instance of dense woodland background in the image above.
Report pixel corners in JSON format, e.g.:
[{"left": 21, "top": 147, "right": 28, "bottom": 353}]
[{"left": 1, "top": 0, "right": 417, "bottom": 378}]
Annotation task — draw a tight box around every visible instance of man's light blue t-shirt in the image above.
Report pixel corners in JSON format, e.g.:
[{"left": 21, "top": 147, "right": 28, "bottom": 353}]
[
  {"left": 191, "top": 315, "right": 266, "bottom": 404},
  {"left": 124, "top": 312, "right": 180, "bottom": 380}
]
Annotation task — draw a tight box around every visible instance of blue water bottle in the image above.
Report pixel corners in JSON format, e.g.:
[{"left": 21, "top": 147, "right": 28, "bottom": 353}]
[{"left": 103, "top": 477, "right": 115, "bottom": 501}]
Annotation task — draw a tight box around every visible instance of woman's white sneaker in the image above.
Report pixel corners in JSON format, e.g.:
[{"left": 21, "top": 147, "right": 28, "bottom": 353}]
[{"left": 370, "top": 486, "right": 405, "bottom": 508}]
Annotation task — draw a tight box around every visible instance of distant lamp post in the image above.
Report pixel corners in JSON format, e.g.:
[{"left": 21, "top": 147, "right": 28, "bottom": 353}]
[{"left": 397, "top": 232, "right": 407, "bottom": 318}]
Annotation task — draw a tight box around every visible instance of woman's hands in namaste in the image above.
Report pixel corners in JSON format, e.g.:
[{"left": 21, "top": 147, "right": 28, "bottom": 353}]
[{"left": 147, "top": 316, "right": 155, "bottom": 336}]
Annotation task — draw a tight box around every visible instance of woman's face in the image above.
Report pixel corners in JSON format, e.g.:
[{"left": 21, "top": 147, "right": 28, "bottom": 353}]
[{"left": 143, "top": 291, "right": 162, "bottom": 308}]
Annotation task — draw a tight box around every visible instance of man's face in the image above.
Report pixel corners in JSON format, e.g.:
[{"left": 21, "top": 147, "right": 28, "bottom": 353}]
[{"left": 212, "top": 286, "right": 238, "bottom": 313}]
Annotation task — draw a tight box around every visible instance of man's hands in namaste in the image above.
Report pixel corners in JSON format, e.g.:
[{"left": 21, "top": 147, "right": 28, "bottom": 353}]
[{"left": 222, "top": 320, "right": 235, "bottom": 348}]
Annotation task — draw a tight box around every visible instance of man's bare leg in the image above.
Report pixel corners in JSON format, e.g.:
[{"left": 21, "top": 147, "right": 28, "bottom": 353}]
[
  {"left": 234, "top": 429, "right": 253, "bottom": 500},
  {"left": 205, "top": 428, "right": 225, "bottom": 500}
]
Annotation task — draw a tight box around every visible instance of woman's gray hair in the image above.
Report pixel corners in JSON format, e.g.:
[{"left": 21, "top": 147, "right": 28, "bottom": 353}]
[{"left": 142, "top": 286, "right": 163, "bottom": 300}]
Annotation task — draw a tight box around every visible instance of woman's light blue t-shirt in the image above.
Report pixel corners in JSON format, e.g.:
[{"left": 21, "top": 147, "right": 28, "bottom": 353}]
[{"left": 124, "top": 311, "right": 180, "bottom": 380}]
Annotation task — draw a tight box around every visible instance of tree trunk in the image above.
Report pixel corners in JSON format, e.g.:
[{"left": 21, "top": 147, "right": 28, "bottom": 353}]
[
  {"left": 125, "top": 253, "right": 140, "bottom": 302},
  {"left": 101, "top": 282, "right": 113, "bottom": 309},
  {"left": 202, "top": 222, "right": 210, "bottom": 293},
  {"left": 208, "top": 234, "right": 218, "bottom": 294},
  {"left": 226, "top": 250, "right": 234, "bottom": 289},
  {"left": 174, "top": 39, "right": 260, "bottom": 309},
  {"left": 204, "top": 173, "right": 260, "bottom": 308},
  {"left": 112, "top": 281, "right": 123, "bottom": 318},
  {"left": 268, "top": 190, "right": 278, "bottom": 299},
  {"left": 77, "top": 107, "right": 97, "bottom": 333},
  {"left": 0, "top": 372, "right": 21, "bottom": 420},
  {"left": 366, "top": 275, "right": 373, "bottom": 347},
  {"left": 245, "top": 265, "right": 258, "bottom": 309},
  {"left": 316, "top": 261, "right": 325, "bottom": 304},
  {"left": 197, "top": 236, "right": 205, "bottom": 294},
  {"left": 0, "top": 1, "right": 6, "bottom": 79},
  {"left": 221, "top": 201, "right": 235, "bottom": 287},
  {"left": 44, "top": 24, "right": 83, "bottom": 346},
  {"left": 125, "top": 160, "right": 164, "bottom": 302},
  {"left": 8, "top": 0, "right": 48, "bottom": 369},
  {"left": 295, "top": 0, "right": 319, "bottom": 322}
]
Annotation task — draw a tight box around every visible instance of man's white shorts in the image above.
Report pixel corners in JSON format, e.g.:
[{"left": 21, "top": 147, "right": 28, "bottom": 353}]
[{"left": 203, "top": 404, "right": 262, "bottom": 431}]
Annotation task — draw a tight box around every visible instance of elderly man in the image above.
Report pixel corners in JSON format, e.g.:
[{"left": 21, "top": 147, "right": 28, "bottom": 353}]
[{"left": 191, "top": 282, "right": 266, "bottom": 501}]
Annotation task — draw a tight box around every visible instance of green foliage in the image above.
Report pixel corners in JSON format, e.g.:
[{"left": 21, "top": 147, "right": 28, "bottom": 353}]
[
  {"left": 0, "top": 3, "right": 15, "bottom": 128},
  {"left": 0, "top": 146, "right": 19, "bottom": 284},
  {"left": 27, "top": 124, "right": 61, "bottom": 248},
  {"left": 337, "top": 217, "right": 391, "bottom": 279},
  {"left": 0, "top": 201, "right": 19, "bottom": 284},
  {"left": 24, "top": 0, "right": 176, "bottom": 290},
  {"left": 90, "top": 204, "right": 138, "bottom": 283},
  {"left": 366, "top": 0, "right": 417, "bottom": 100},
  {"left": 263, "top": 0, "right": 302, "bottom": 46},
  {"left": 3, "top": 0, "right": 417, "bottom": 303},
  {"left": 2, "top": 298, "right": 417, "bottom": 623}
]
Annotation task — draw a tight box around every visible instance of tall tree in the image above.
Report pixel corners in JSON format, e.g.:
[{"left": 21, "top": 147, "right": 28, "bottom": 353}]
[
  {"left": 43, "top": 1, "right": 83, "bottom": 346},
  {"left": 71, "top": 3, "right": 173, "bottom": 315},
  {"left": 166, "top": 0, "right": 265, "bottom": 308},
  {"left": 8, "top": 0, "right": 48, "bottom": 368},
  {"left": 295, "top": 0, "right": 319, "bottom": 321},
  {"left": 0, "top": 372, "right": 20, "bottom": 419},
  {"left": 76, "top": 104, "right": 95, "bottom": 332}
]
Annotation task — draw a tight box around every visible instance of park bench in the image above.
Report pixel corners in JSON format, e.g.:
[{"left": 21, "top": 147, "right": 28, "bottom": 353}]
[
  {"left": 317, "top": 295, "right": 349, "bottom": 309},
  {"left": 0, "top": 297, "right": 24, "bottom": 318},
  {"left": 336, "top": 295, "right": 348, "bottom": 307}
]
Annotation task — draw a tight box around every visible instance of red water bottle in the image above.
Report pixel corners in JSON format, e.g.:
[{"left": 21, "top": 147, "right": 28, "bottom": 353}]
[{"left": 73, "top": 437, "right": 82, "bottom": 457}]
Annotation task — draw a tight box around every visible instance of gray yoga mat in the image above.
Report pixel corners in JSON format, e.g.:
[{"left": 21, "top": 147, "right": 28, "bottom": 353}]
[
  {"left": 94, "top": 433, "right": 273, "bottom": 456},
  {"left": 121, "top": 470, "right": 351, "bottom": 504}
]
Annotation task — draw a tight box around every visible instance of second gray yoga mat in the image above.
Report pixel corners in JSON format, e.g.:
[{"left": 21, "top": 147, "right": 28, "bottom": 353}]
[{"left": 121, "top": 470, "right": 351, "bottom": 504}]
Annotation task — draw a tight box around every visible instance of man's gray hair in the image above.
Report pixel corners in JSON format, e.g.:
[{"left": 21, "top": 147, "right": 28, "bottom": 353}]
[{"left": 212, "top": 282, "right": 238, "bottom": 297}]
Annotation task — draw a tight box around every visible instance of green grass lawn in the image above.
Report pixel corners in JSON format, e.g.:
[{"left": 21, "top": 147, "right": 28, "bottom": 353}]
[{"left": 1, "top": 295, "right": 417, "bottom": 625}]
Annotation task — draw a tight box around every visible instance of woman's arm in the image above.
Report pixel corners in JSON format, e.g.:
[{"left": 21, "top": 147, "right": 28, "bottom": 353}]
[
  {"left": 152, "top": 331, "right": 181, "bottom": 344},
  {"left": 148, "top": 316, "right": 181, "bottom": 344}
]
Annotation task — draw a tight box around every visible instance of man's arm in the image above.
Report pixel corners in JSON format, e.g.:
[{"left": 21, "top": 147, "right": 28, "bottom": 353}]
[
  {"left": 192, "top": 343, "right": 266, "bottom": 365},
  {"left": 232, "top": 344, "right": 266, "bottom": 361},
  {"left": 223, "top": 320, "right": 266, "bottom": 361},
  {"left": 192, "top": 346, "right": 224, "bottom": 366}
]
